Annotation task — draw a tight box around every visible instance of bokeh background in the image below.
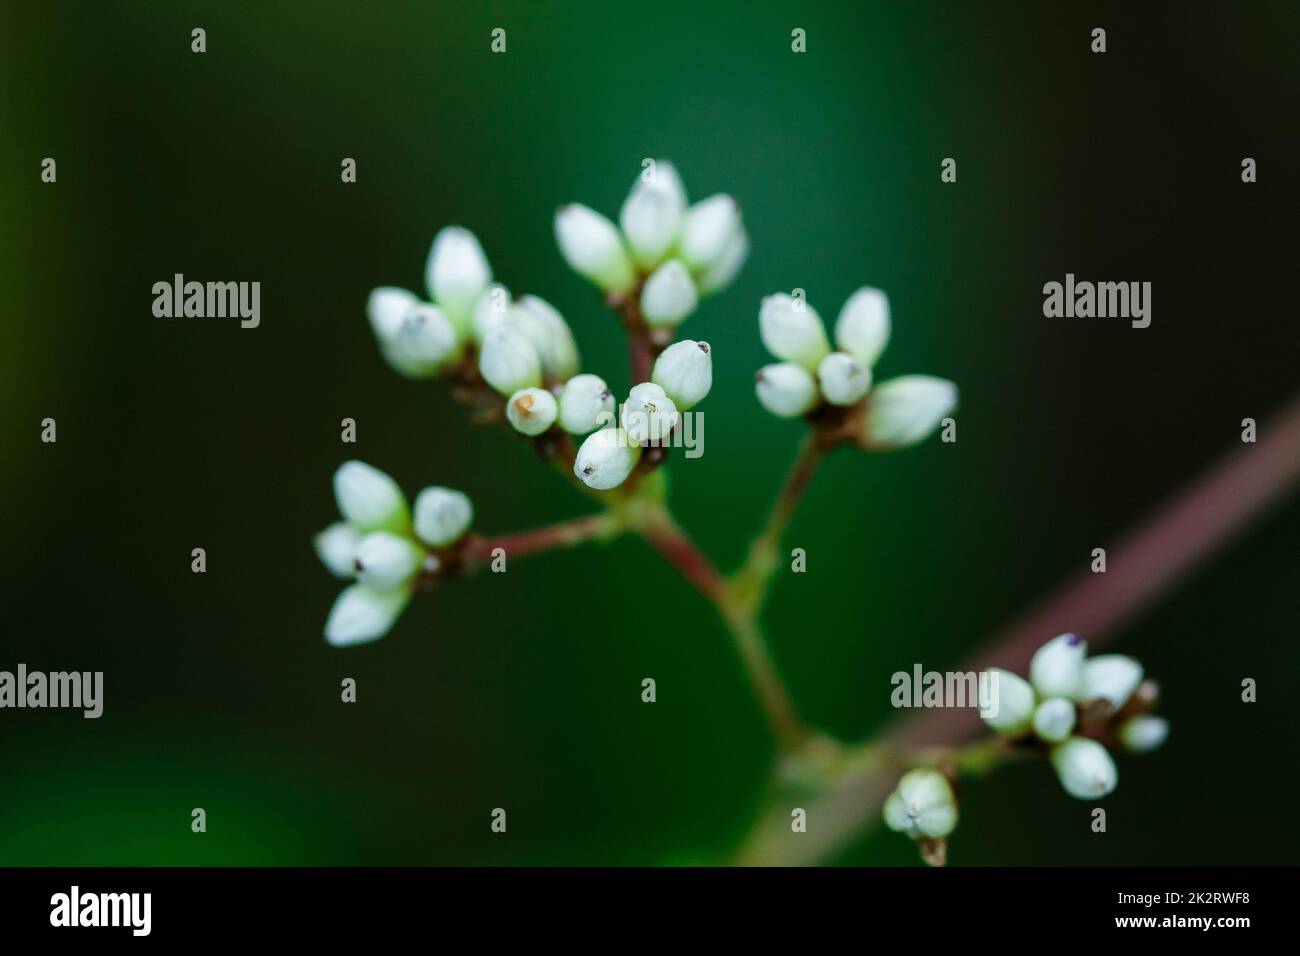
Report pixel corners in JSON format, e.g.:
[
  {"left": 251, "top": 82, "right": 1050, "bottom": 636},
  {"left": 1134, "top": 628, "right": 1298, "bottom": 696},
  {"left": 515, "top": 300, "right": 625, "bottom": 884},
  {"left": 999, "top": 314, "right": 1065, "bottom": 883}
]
[{"left": 2, "top": 0, "right": 1297, "bottom": 865}]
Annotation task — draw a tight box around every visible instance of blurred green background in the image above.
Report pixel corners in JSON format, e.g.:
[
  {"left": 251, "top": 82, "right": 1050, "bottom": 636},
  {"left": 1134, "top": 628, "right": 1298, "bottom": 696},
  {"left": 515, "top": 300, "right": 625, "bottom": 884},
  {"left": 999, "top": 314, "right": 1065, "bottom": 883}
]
[{"left": 2, "top": 0, "right": 1297, "bottom": 865}]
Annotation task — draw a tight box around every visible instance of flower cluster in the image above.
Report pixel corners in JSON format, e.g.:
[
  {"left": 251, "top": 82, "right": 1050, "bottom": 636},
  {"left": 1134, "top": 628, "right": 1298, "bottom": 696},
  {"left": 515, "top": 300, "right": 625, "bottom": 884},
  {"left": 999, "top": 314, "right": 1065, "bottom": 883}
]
[
  {"left": 754, "top": 287, "right": 958, "bottom": 449},
  {"left": 884, "top": 632, "right": 1168, "bottom": 865},
  {"left": 554, "top": 159, "right": 748, "bottom": 321},
  {"left": 983, "top": 632, "right": 1168, "bottom": 798},
  {"left": 314, "top": 461, "right": 473, "bottom": 646}
]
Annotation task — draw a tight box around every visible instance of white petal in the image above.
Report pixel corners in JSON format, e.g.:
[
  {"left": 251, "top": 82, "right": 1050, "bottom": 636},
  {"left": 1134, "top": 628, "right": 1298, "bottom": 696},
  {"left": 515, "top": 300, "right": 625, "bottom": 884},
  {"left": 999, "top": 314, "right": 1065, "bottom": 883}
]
[
  {"left": 1032, "top": 698, "right": 1077, "bottom": 743},
  {"left": 554, "top": 204, "right": 635, "bottom": 293},
  {"left": 679, "top": 194, "right": 742, "bottom": 273},
  {"left": 640, "top": 259, "right": 699, "bottom": 327},
  {"left": 333, "top": 461, "right": 408, "bottom": 533},
  {"left": 324, "top": 583, "right": 411, "bottom": 647},
  {"left": 817, "top": 351, "right": 871, "bottom": 406},
  {"left": 758, "top": 293, "right": 830, "bottom": 371},
  {"left": 353, "top": 531, "right": 424, "bottom": 590},
  {"left": 1050, "top": 737, "right": 1118, "bottom": 799},
  {"left": 1082, "top": 655, "right": 1144, "bottom": 710},
  {"left": 574, "top": 427, "right": 641, "bottom": 490},
  {"left": 651, "top": 340, "right": 712, "bottom": 410},
  {"left": 557, "top": 374, "right": 615, "bottom": 434},
  {"left": 314, "top": 522, "right": 361, "bottom": 579},
  {"left": 980, "top": 668, "right": 1035, "bottom": 735},
  {"left": 859, "top": 375, "right": 957, "bottom": 450},
  {"left": 425, "top": 226, "right": 491, "bottom": 335},
  {"left": 506, "top": 387, "right": 559, "bottom": 437},
  {"left": 619, "top": 161, "right": 687, "bottom": 269},
  {"left": 1029, "top": 633, "right": 1088, "bottom": 699},
  {"left": 835, "top": 286, "right": 891, "bottom": 367},
  {"left": 478, "top": 325, "right": 542, "bottom": 396},
  {"left": 1118, "top": 715, "right": 1169, "bottom": 753},
  {"left": 513, "top": 295, "right": 580, "bottom": 381},
  {"left": 413, "top": 486, "right": 474, "bottom": 548},
  {"left": 621, "top": 382, "right": 679, "bottom": 444},
  {"left": 755, "top": 362, "right": 818, "bottom": 418}
]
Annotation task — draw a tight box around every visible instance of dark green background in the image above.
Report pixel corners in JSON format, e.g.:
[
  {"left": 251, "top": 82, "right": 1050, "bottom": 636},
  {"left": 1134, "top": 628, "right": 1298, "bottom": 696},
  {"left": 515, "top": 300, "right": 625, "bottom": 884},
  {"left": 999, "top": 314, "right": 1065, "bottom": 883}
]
[{"left": 2, "top": 1, "right": 1296, "bottom": 865}]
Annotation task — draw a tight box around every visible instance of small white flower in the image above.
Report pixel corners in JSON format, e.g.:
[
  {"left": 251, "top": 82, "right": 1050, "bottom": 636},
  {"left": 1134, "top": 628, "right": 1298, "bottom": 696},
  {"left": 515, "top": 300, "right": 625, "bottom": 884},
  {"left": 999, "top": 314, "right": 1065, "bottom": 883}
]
[
  {"left": 640, "top": 259, "right": 699, "bottom": 328},
  {"left": 758, "top": 293, "right": 831, "bottom": 371},
  {"left": 652, "top": 340, "right": 712, "bottom": 410},
  {"left": 679, "top": 194, "right": 742, "bottom": 274},
  {"left": 618, "top": 160, "right": 687, "bottom": 269},
  {"left": 425, "top": 226, "right": 492, "bottom": 337},
  {"left": 557, "top": 373, "right": 615, "bottom": 434},
  {"left": 1029, "top": 633, "right": 1088, "bottom": 700},
  {"left": 694, "top": 226, "right": 749, "bottom": 296},
  {"left": 513, "top": 295, "right": 580, "bottom": 381},
  {"left": 835, "top": 286, "right": 890, "bottom": 367},
  {"left": 392, "top": 304, "right": 459, "bottom": 373},
  {"left": 574, "top": 427, "right": 641, "bottom": 490},
  {"left": 506, "top": 387, "right": 559, "bottom": 436},
  {"left": 755, "top": 362, "right": 818, "bottom": 418},
  {"left": 1081, "top": 655, "right": 1144, "bottom": 711},
  {"left": 315, "top": 522, "right": 361, "bottom": 579},
  {"left": 413, "top": 486, "right": 474, "bottom": 548},
  {"left": 817, "top": 351, "right": 871, "bottom": 406},
  {"left": 324, "top": 583, "right": 412, "bottom": 647},
  {"left": 367, "top": 286, "right": 419, "bottom": 341},
  {"left": 1118, "top": 715, "right": 1169, "bottom": 754},
  {"left": 353, "top": 531, "right": 424, "bottom": 590},
  {"left": 1032, "top": 697, "right": 1077, "bottom": 743},
  {"left": 478, "top": 325, "right": 542, "bottom": 396},
  {"left": 554, "top": 204, "right": 635, "bottom": 294},
  {"left": 980, "top": 667, "right": 1035, "bottom": 735},
  {"left": 621, "top": 382, "right": 679, "bottom": 444},
  {"left": 1050, "top": 736, "right": 1118, "bottom": 799},
  {"left": 883, "top": 768, "right": 958, "bottom": 839},
  {"left": 471, "top": 282, "right": 513, "bottom": 343},
  {"left": 858, "top": 375, "right": 957, "bottom": 450},
  {"left": 334, "top": 461, "right": 409, "bottom": 534}
]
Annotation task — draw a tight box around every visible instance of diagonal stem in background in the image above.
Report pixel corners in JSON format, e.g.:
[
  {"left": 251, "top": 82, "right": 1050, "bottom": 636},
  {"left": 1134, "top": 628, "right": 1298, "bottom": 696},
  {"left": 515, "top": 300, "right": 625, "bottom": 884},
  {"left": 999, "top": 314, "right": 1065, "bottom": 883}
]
[{"left": 736, "top": 392, "right": 1300, "bottom": 865}]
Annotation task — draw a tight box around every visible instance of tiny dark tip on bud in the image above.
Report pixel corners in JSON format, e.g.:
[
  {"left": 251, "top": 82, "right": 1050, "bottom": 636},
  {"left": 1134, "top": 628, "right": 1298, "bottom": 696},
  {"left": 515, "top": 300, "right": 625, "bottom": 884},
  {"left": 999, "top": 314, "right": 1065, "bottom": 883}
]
[
  {"left": 353, "top": 558, "right": 364, "bottom": 573},
  {"left": 697, "top": 341, "right": 710, "bottom": 353},
  {"left": 1066, "top": 633, "right": 1082, "bottom": 646},
  {"left": 755, "top": 370, "right": 765, "bottom": 382},
  {"left": 599, "top": 389, "right": 611, "bottom": 400},
  {"left": 582, "top": 465, "right": 594, "bottom": 476}
]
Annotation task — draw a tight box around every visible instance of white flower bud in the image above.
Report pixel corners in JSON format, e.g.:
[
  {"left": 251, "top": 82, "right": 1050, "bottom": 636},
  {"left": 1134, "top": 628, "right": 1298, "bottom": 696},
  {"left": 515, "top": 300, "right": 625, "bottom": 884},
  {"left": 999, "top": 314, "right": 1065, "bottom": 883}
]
[
  {"left": 651, "top": 340, "right": 712, "bottom": 410},
  {"left": 389, "top": 304, "right": 459, "bottom": 374},
  {"left": 353, "top": 531, "right": 424, "bottom": 590},
  {"left": 621, "top": 382, "right": 679, "bottom": 444},
  {"left": 574, "top": 427, "right": 641, "bottom": 490},
  {"left": 1032, "top": 697, "right": 1077, "bottom": 743},
  {"left": 1050, "top": 737, "right": 1118, "bottom": 799},
  {"left": 314, "top": 522, "right": 361, "bottom": 579},
  {"left": 859, "top": 375, "right": 958, "bottom": 450},
  {"left": 506, "top": 387, "right": 559, "bottom": 436},
  {"left": 640, "top": 259, "right": 699, "bottom": 328},
  {"left": 679, "top": 194, "right": 742, "bottom": 273},
  {"left": 759, "top": 293, "right": 831, "bottom": 371},
  {"left": 1118, "top": 715, "right": 1169, "bottom": 754},
  {"left": 1081, "top": 655, "right": 1144, "bottom": 710},
  {"left": 324, "top": 583, "right": 412, "bottom": 647},
  {"left": 558, "top": 374, "right": 615, "bottom": 434},
  {"left": 471, "top": 282, "right": 513, "bottom": 344},
  {"left": 425, "top": 226, "right": 491, "bottom": 336},
  {"left": 618, "top": 160, "right": 687, "bottom": 269},
  {"left": 980, "top": 667, "right": 1035, "bottom": 735},
  {"left": 835, "top": 286, "right": 890, "bottom": 367},
  {"left": 554, "top": 204, "right": 635, "bottom": 293},
  {"left": 413, "top": 486, "right": 473, "bottom": 548},
  {"left": 883, "top": 768, "right": 957, "bottom": 839},
  {"left": 334, "top": 461, "right": 409, "bottom": 534},
  {"left": 478, "top": 325, "right": 542, "bottom": 396},
  {"left": 513, "top": 295, "right": 580, "bottom": 380},
  {"left": 695, "top": 226, "right": 749, "bottom": 296},
  {"left": 1029, "top": 632, "right": 1088, "bottom": 699},
  {"left": 755, "top": 362, "right": 818, "bottom": 418},
  {"left": 367, "top": 286, "right": 419, "bottom": 340},
  {"left": 817, "top": 351, "right": 871, "bottom": 406}
]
